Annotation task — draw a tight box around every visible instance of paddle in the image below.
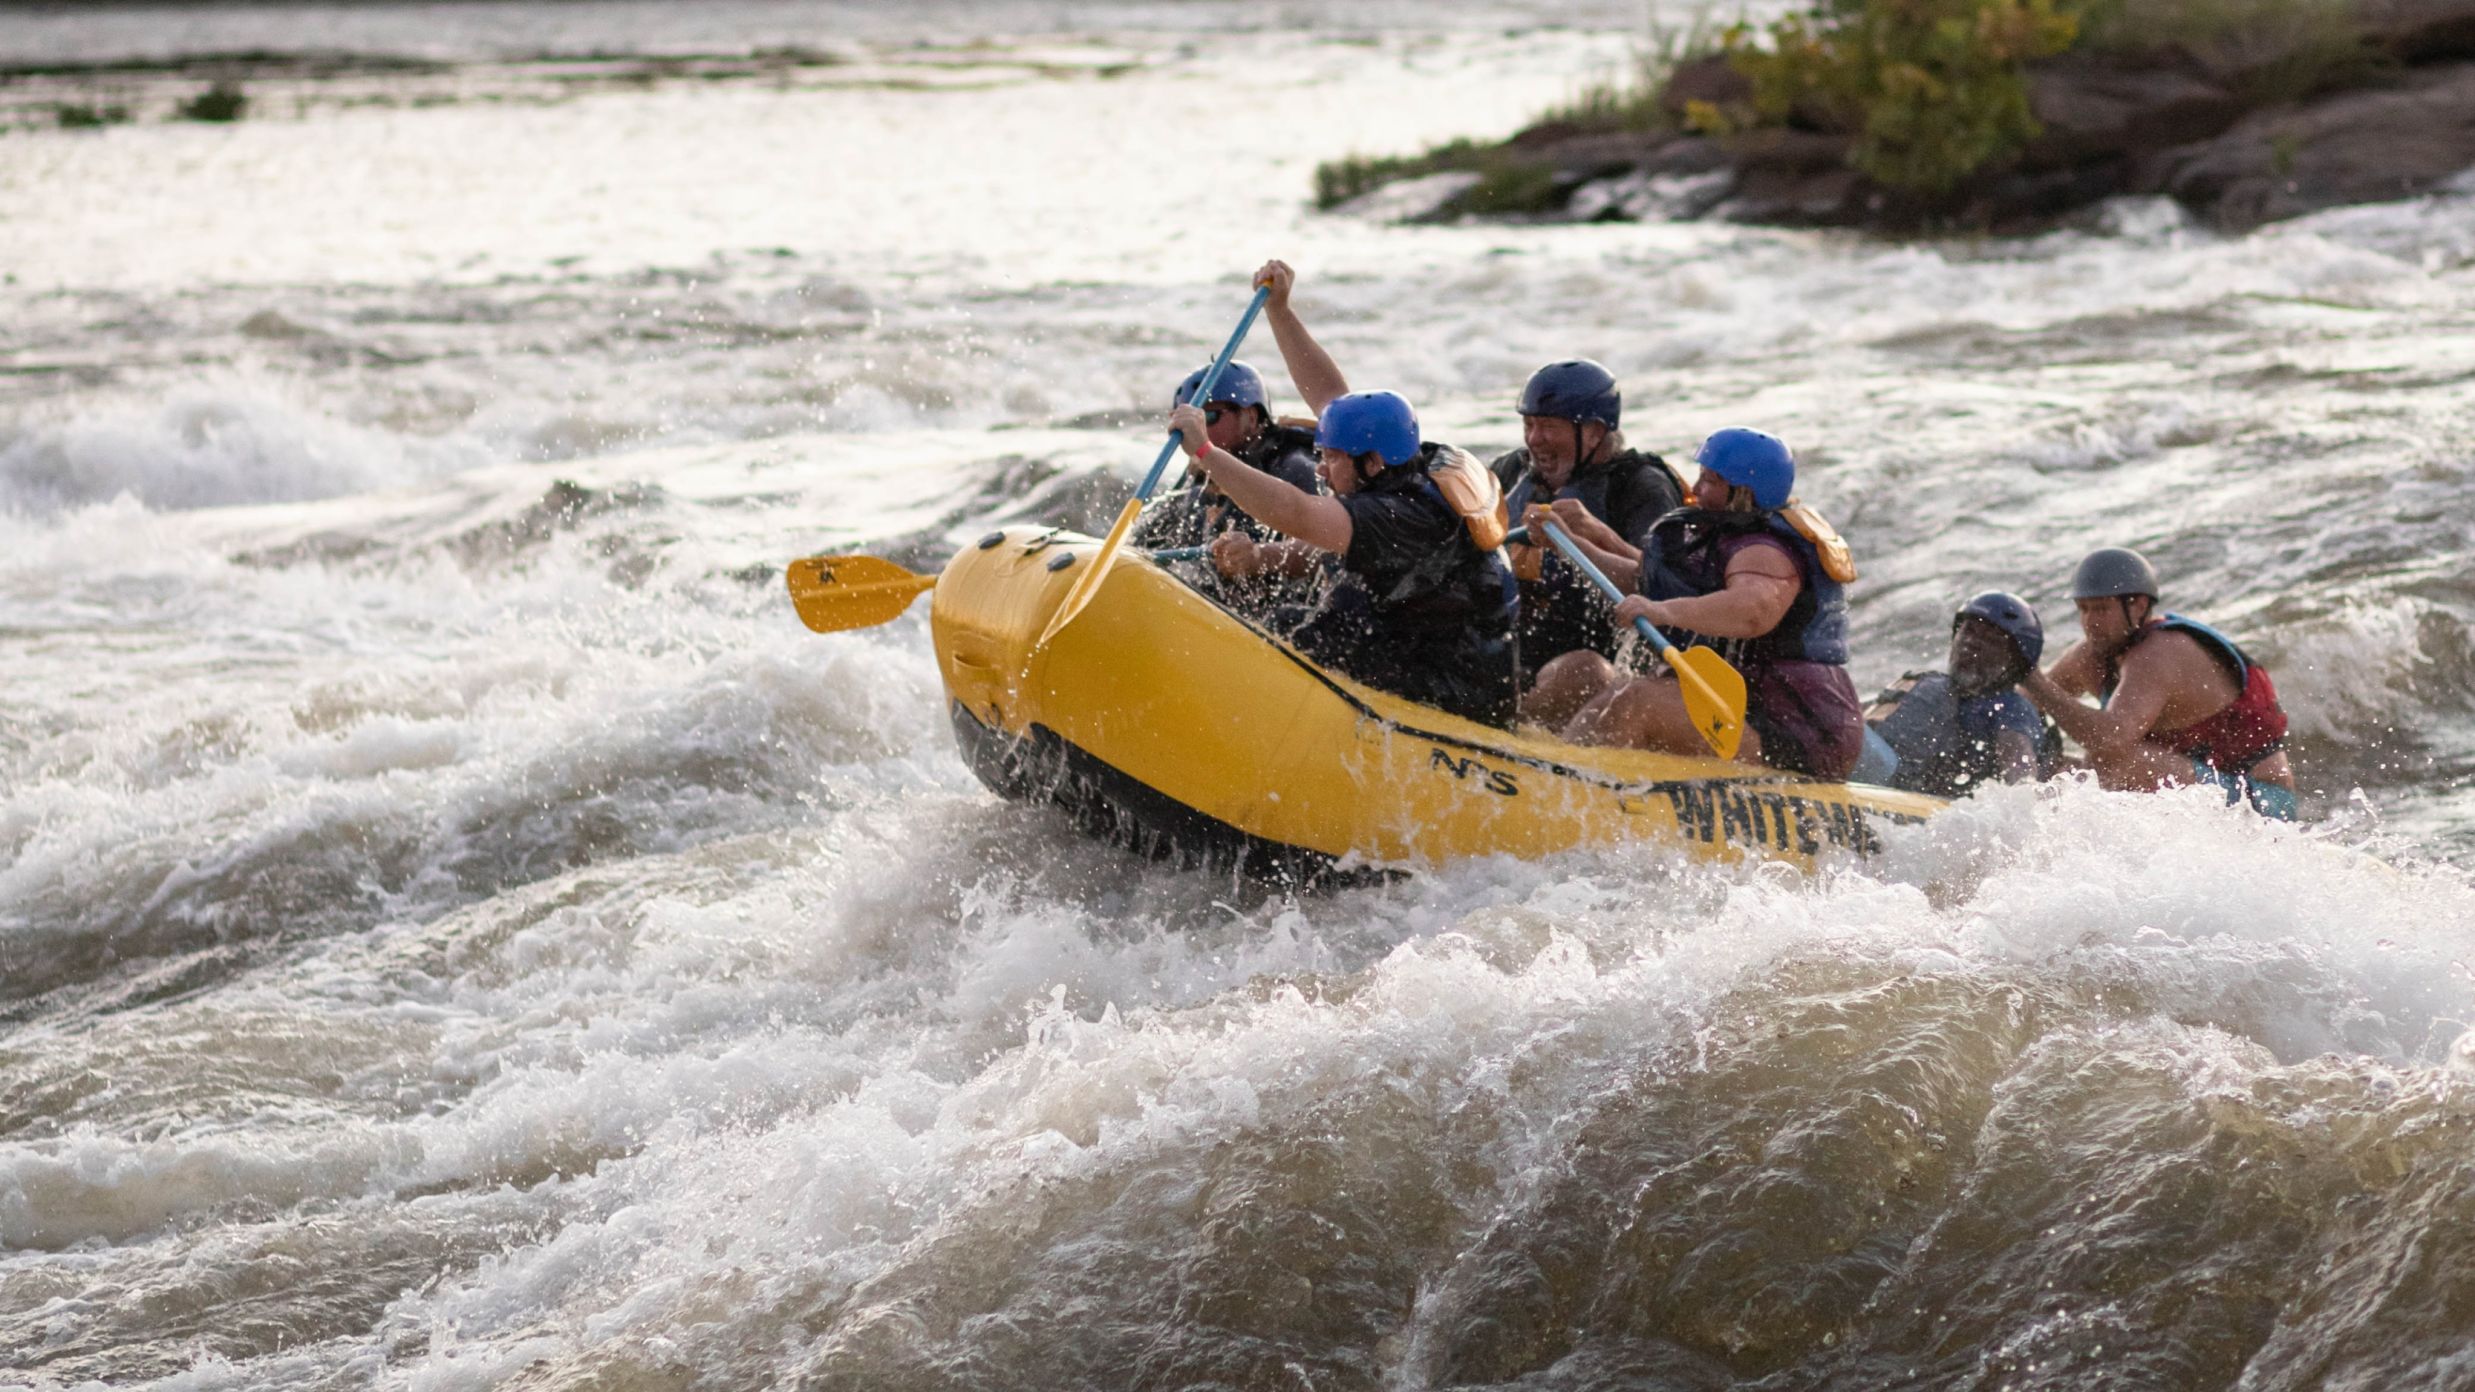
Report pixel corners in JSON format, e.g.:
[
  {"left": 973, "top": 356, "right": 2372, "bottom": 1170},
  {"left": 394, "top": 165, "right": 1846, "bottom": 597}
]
[
  {"left": 785, "top": 555, "right": 939, "bottom": 633},
  {"left": 1537, "top": 520, "right": 1747, "bottom": 760},
  {"left": 790, "top": 540, "right": 1239, "bottom": 631},
  {"left": 1033, "top": 285, "right": 1272, "bottom": 650}
]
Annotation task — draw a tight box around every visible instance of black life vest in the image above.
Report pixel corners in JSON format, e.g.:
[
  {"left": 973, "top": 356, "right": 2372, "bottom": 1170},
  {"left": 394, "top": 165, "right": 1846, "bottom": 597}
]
[
  {"left": 1499, "top": 447, "right": 1688, "bottom": 534},
  {"left": 1635, "top": 507, "right": 1849, "bottom": 665},
  {"left": 1360, "top": 445, "right": 1519, "bottom": 641},
  {"left": 1134, "top": 423, "right": 1321, "bottom": 550}
]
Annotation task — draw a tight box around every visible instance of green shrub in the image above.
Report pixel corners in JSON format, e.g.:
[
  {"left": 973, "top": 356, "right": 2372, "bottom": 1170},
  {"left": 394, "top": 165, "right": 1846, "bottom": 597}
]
[
  {"left": 1722, "top": 0, "right": 2082, "bottom": 194},
  {"left": 1313, "top": 139, "right": 1485, "bottom": 210},
  {"left": 1455, "top": 155, "right": 1570, "bottom": 215},
  {"left": 177, "top": 82, "right": 248, "bottom": 122},
  {"left": 55, "top": 102, "right": 132, "bottom": 129}
]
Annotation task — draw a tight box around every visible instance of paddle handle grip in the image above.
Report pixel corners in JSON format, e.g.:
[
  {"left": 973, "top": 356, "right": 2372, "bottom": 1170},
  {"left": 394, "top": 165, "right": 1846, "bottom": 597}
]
[
  {"left": 1537, "top": 521, "right": 1677, "bottom": 657},
  {"left": 1138, "top": 285, "right": 1273, "bottom": 503}
]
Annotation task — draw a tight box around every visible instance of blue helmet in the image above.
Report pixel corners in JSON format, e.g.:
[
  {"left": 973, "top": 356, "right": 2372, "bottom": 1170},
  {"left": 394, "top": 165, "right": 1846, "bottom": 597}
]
[
  {"left": 1174, "top": 359, "right": 1267, "bottom": 410},
  {"left": 1315, "top": 390, "right": 1421, "bottom": 466},
  {"left": 1695, "top": 427, "right": 1794, "bottom": 510},
  {"left": 1518, "top": 359, "right": 1621, "bottom": 428},
  {"left": 1954, "top": 590, "right": 2044, "bottom": 667}
]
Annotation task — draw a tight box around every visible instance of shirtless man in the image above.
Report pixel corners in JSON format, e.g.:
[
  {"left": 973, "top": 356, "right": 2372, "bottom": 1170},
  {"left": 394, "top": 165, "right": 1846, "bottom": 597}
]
[{"left": 2022, "top": 547, "right": 2298, "bottom": 819}]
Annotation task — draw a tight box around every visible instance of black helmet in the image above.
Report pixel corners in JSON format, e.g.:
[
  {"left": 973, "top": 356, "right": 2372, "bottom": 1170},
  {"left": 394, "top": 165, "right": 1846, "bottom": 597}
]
[
  {"left": 2070, "top": 547, "right": 2160, "bottom": 601},
  {"left": 1518, "top": 359, "right": 1621, "bottom": 429},
  {"left": 1954, "top": 590, "right": 2044, "bottom": 667}
]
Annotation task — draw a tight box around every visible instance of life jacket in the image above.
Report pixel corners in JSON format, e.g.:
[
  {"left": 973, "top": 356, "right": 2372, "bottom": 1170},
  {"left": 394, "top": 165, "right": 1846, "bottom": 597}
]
[
  {"left": 1867, "top": 670, "right": 2062, "bottom": 797},
  {"left": 1635, "top": 505, "right": 1851, "bottom": 665},
  {"left": 1363, "top": 444, "right": 1516, "bottom": 634},
  {"left": 1289, "top": 443, "right": 1519, "bottom": 726},
  {"left": 2102, "top": 614, "right": 2289, "bottom": 775},
  {"left": 1499, "top": 446, "right": 1688, "bottom": 583},
  {"left": 1429, "top": 443, "right": 1508, "bottom": 551}
]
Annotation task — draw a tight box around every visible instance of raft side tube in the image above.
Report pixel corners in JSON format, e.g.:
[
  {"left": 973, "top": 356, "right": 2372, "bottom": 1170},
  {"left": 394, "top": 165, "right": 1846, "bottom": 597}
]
[{"left": 931, "top": 527, "right": 1943, "bottom": 878}]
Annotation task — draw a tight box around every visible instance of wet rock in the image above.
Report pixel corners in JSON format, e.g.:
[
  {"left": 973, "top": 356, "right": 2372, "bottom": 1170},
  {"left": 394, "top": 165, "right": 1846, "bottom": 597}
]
[
  {"left": 2138, "top": 65, "right": 2475, "bottom": 229},
  {"left": 1716, "top": 167, "right": 1872, "bottom": 226},
  {"left": 1331, "top": 11, "right": 2475, "bottom": 236},
  {"left": 2021, "top": 61, "right": 2245, "bottom": 169},
  {"left": 2359, "top": 0, "right": 2475, "bottom": 62},
  {"left": 1336, "top": 169, "right": 1481, "bottom": 223}
]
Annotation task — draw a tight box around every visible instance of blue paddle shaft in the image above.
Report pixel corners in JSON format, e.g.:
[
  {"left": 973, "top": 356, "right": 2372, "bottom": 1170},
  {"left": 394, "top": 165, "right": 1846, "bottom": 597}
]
[
  {"left": 1538, "top": 520, "right": 1677, "bottom": 657},
  {"left": 1138, "top": 285, "right": 1272, "bottom": 503}
]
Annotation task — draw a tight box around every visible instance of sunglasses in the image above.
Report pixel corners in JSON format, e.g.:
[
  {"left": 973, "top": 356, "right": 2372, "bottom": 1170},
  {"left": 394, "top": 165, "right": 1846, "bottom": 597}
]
[{"left": 1203, "top": 408, "right": 1226, "bottom": 424}]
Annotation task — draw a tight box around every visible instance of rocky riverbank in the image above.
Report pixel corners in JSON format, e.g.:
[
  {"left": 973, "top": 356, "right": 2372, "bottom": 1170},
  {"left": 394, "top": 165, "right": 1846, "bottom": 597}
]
[{"left": 1335, "top": 0, "right": 2475, "bottom": 233}]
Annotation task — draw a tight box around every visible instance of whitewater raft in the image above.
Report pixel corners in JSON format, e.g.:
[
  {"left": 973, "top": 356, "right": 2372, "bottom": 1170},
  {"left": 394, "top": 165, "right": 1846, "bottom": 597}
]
[{"left": 933, "top": 525, "right": 1945, "bottom": 881}]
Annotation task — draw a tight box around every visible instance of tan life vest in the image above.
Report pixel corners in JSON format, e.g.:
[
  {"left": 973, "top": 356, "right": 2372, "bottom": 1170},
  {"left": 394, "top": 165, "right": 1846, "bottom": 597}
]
[
  {"left": 1780, "top": 498, "right": 1857, "bottom": 583},
  {"left": 1429, "top": 445, "right": 1509, "bottom": 551}
]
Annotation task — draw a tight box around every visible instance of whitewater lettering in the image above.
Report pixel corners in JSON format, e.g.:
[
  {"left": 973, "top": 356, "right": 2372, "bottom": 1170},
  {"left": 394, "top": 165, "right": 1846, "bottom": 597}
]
[{"left": 1626, "top": 779, "right": 1915, "bottom": 855}]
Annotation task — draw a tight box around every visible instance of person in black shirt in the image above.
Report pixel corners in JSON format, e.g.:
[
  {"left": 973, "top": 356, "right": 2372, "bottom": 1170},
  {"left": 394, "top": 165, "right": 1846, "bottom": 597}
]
[
  {"left": 1167, "top": 260, "right": 1519, "bottom": 726},
  {"left": 1131, "top": 359, "right": 1321, "bottom": 551},
  {"left": 1492, "top": 360, "right": 1687, "bottom": 690}
]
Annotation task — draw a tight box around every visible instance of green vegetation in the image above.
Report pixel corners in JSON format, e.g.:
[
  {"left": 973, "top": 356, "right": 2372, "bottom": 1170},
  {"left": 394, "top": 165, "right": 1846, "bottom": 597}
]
[
  {"left": 1313, "top": 138, "right": 1487, "bottom": 210},
  {"left": 1311, "top": 7, "right": 1731, "bottom": 212},
  {"left": 54, "top": 102, "right": 132, "bottom": 129},
  {"left": 1530, "top": 6, "right": 1736, "bottom": 133},
  {"left": 1717, "top": 0, "right": 2082, "bottom": 194},
  {"left": 1703, "top": 0, "right": 2373, "bottom": 193},
  {"left": 1311, "top": 142, "right": 1579, "bottom": 216},
  {"left": 1314, "top": 0, "right": 2390, "bottom": 221},
  {"left": 176, "top": 82, "right": 248, "bottom": 122}
]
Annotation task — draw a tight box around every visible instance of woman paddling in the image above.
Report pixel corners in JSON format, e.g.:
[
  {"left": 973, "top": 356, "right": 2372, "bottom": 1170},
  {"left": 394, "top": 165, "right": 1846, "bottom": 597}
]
[{"left": 1529, "top": 428, "right": 1865, "bottom": 777}]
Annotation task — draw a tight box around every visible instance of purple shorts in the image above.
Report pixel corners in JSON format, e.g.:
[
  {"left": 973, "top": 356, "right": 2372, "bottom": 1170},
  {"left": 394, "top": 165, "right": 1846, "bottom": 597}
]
[{"left": 1747, "top": 658, "right": 1864, "bottom": 780}]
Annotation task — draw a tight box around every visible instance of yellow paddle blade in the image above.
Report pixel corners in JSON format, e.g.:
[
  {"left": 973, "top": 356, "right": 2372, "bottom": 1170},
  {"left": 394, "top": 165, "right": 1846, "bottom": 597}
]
[
  {"left": 785, "top": 555, "right": 938, "bottom": 633},
  {"left": 1034, "top": 496, "right": 1143, "bottom": 650},
  {"left": 1666, "top": 644, "right": 1749, "bottom": 761}
]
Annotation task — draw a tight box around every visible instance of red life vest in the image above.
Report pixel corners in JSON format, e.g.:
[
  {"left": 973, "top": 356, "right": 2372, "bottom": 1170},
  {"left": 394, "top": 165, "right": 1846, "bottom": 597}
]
[{"left": 2102, "top": 615, "right": 2288, "bottom": 774}]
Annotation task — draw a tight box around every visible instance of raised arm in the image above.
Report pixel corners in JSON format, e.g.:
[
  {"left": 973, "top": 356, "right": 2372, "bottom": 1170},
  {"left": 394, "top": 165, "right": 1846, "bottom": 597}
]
[
  {"left": 1254, "top": 260, "right": 1349, "bottom": 415},
  {"left": 1172, "top": 404, "right": 1353, "bottom": 553}
]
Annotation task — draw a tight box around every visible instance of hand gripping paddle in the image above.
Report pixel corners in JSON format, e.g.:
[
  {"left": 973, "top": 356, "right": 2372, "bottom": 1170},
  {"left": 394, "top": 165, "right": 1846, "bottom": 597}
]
[
  {"left": 1538, "top": 520, "right": 1747, "bottom": 760},
  {"left": 1033, "top": 284, "right": 1272, "bottom": 650}
]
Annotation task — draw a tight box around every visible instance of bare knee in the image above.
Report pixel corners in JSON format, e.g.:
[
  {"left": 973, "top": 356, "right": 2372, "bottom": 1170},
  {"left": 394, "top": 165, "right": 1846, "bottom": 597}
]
[
  {"left": 1523, "top": 651, "right": 1617, "bottom": 727},
  {"left": 1564, "top": 675, "right": 1673, "bottom": 749}
]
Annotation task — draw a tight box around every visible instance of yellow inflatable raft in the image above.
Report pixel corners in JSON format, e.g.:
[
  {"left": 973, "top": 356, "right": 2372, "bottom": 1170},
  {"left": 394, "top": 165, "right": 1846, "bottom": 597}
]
[{"left": 933, "top": 526, "right": 1945, "bottom": 881}]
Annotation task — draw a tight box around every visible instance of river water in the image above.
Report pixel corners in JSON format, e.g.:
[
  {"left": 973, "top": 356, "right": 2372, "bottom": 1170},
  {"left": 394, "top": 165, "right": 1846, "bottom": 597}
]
[{"left": 5, "top": 2, "right": 2475, "bottom": 1388}]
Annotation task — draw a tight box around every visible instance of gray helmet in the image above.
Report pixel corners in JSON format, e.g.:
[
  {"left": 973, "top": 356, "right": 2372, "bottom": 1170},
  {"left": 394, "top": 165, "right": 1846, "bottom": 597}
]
[{"left": 2070, "top": 547, "right": 2159, "bottom": 601}]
